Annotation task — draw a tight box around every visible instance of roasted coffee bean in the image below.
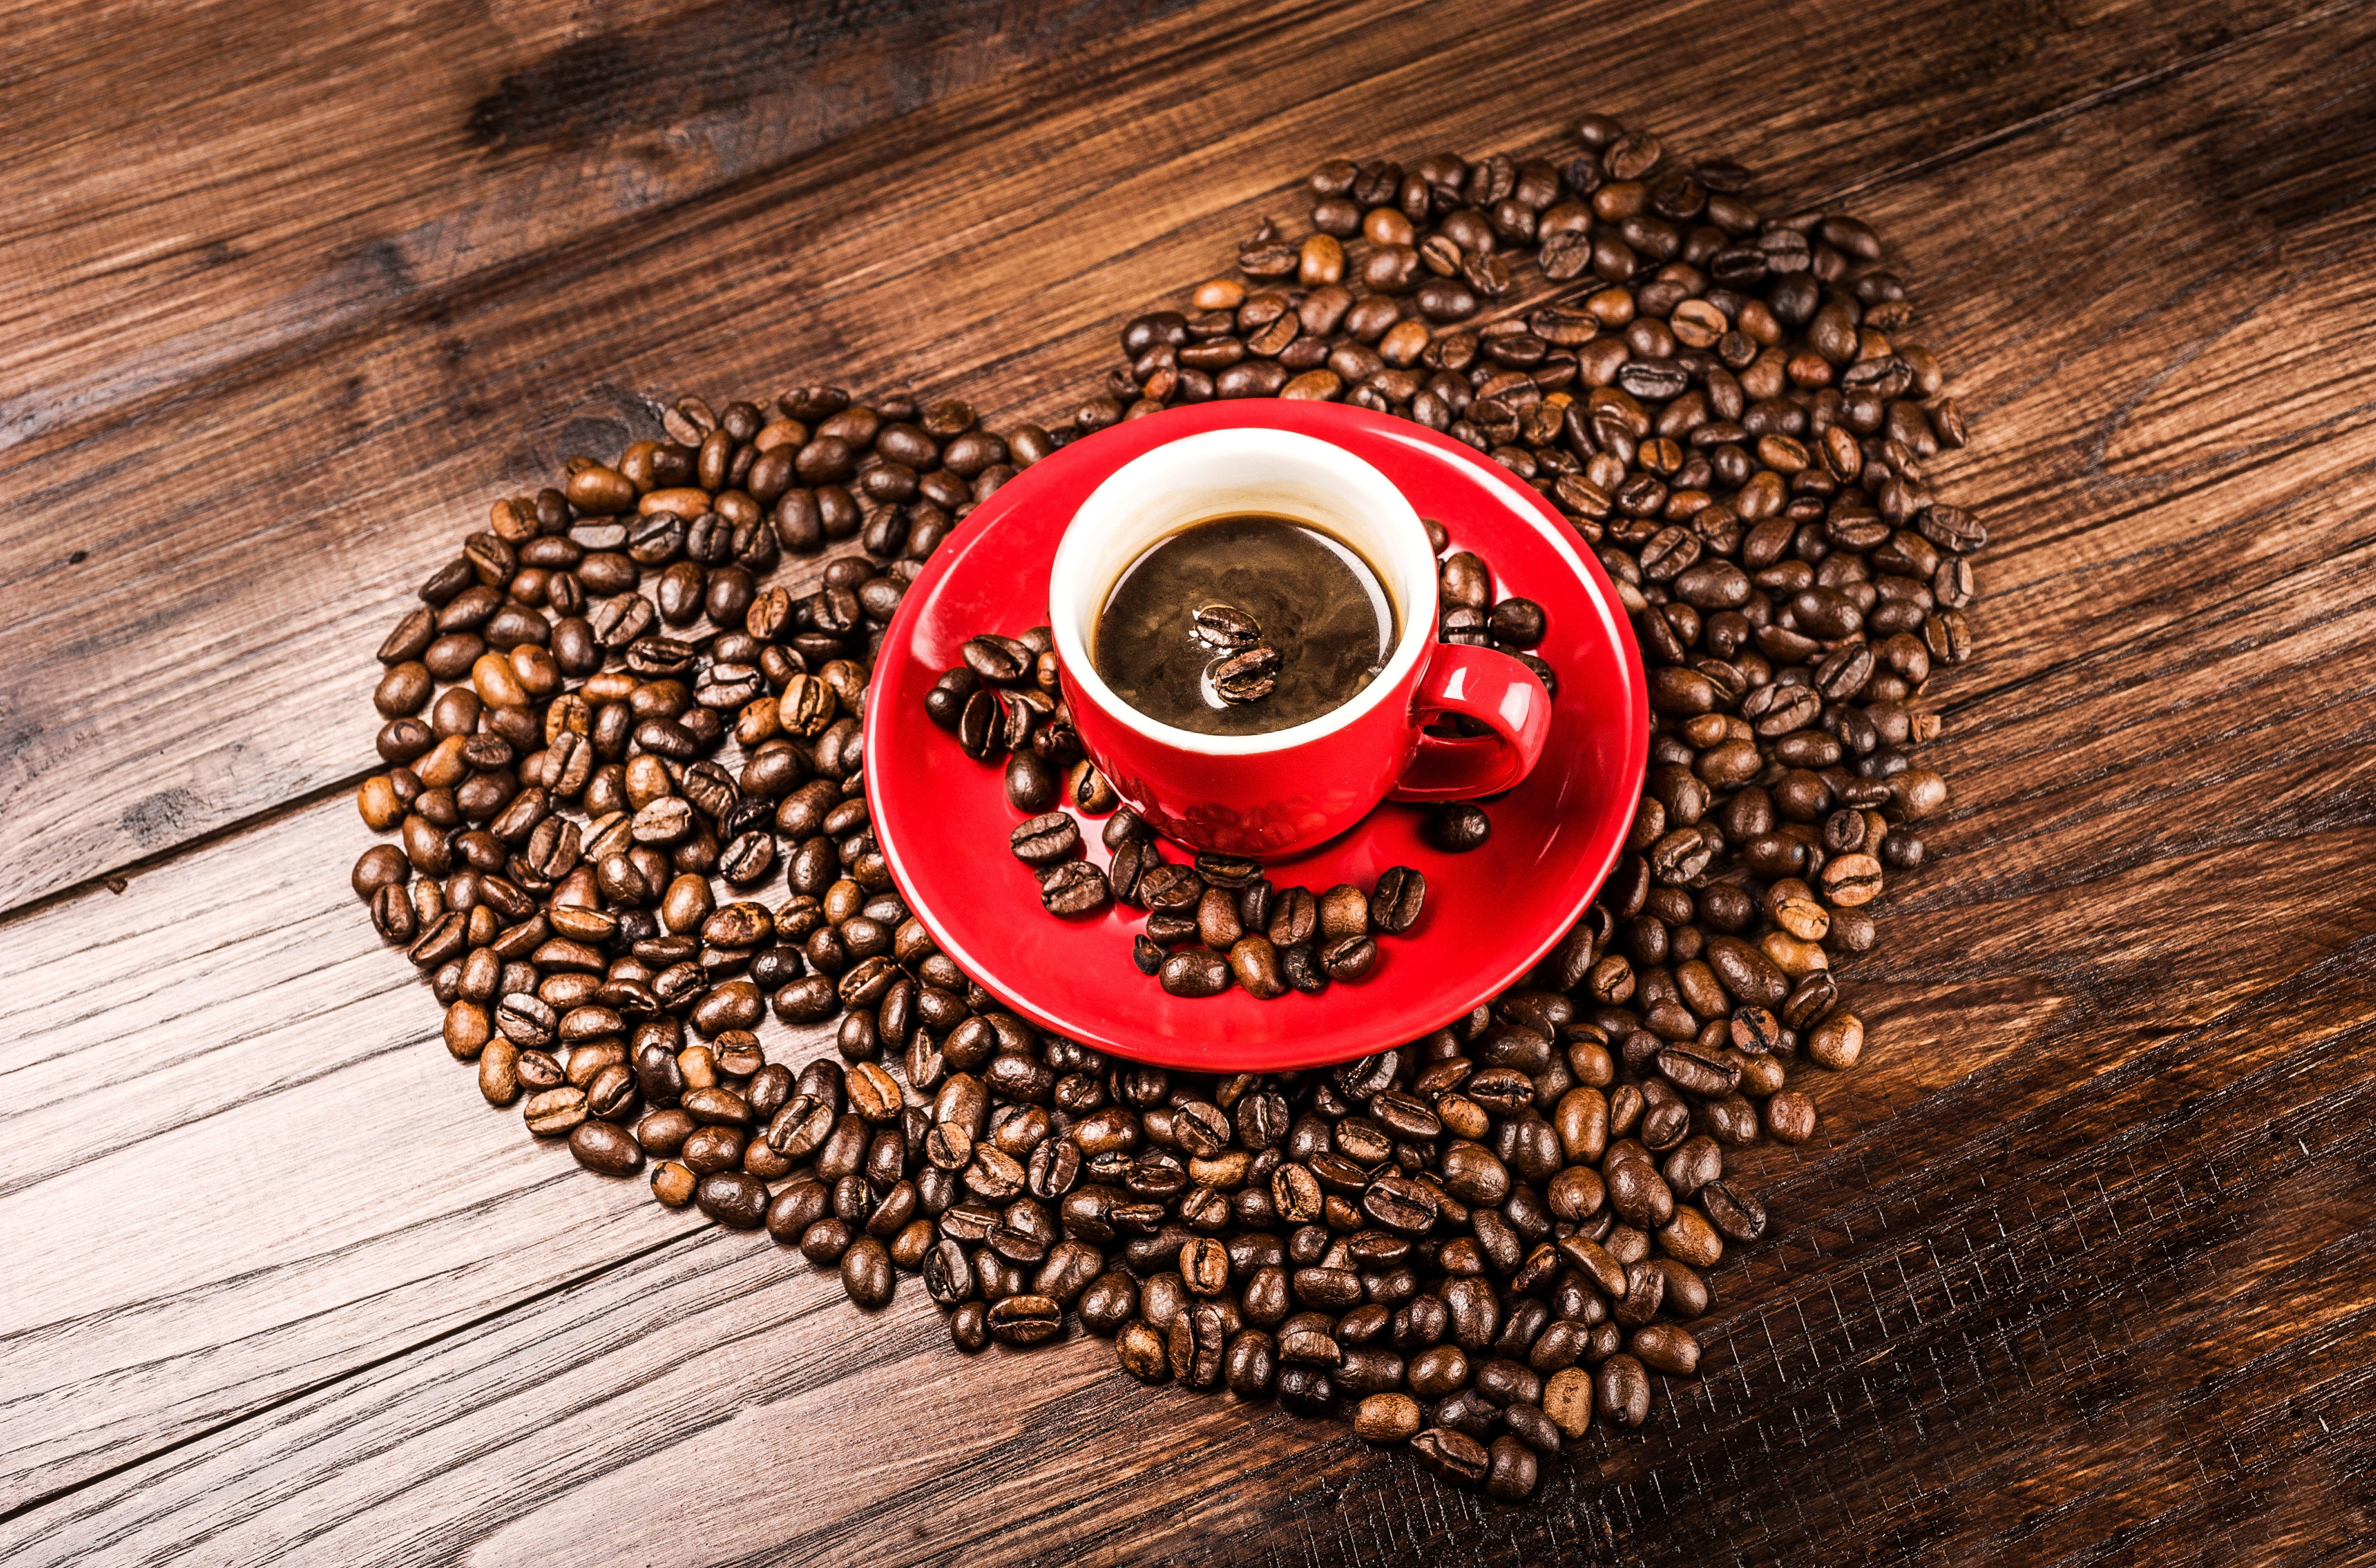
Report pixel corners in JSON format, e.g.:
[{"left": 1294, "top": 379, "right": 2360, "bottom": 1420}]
[
  {"left": 1411, "top": 1427, "right": 1490, "bottom": 1486},
  {"left": 841, "top": 1236, "right": 895, "bottom": 1309},
  {"left": 988, "top": 1293, "right": 1063, "bottom": 1344},
  {"left": 1422, "top": 803, "right": 1492, "bottom": 853},
  {"left": 1039, "top": 861, "right": 1110, "bottom": 917},
  {"left": 1193, "top": 603, "right": 1263, "bottom": 650},
  {"left": 1009, "top": 811, "right": 1080, "bottom": 865},
  {"left": 1370, "top": 867, "right": 1426, "bottom": 933},
  {"left": 1160, "top": 948, "right": 1232, "bottom": 998},
  {"left": 696, "top": 1171, "right": 769, "bottom": 1229},
  {"left": 1210, "top": 644, "right": 1282, "bottom": 704}
]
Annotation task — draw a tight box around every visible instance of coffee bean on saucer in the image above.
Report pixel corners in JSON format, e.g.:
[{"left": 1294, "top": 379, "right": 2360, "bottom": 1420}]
[
  {"left": 1320, "top": 934, "right": 1377, "bottom": 981},
  {"left": 1230, "top": 936, "right": 1287, "bottom": 999},
  {"left": 1440, "top": 605, "right": 1490, "bottom": 645},
  {"left": 1193, "top": 603, "right": 1262, "bottom": 650},
  {"left": 924, "top": 668, "right": 977, "bottom": 730},
  {"left": 1006, "top": 751, "right": 1060, "bottom": 813},
  {"left": 1138, "top": 864, "right": 1205, "bottom": 911},
  {"left": 1132, "top": 935, "right": 1165, "bottom": 975},
  {"left": 1280, "top": 942, "right": 1329, "bottom": 994},
  {"left": 1010, "top": 812, "right": 1081, "bottom": 865},
  {"left": 1318, "top": 884, "right": 1370, "bottom": 940},
  {"left": 963, "top": 634, "right": 1034, "bottom": 685},
  {"left": 1423, "top": 804, "right": 1492, "bottom": 854},
  {"left": 1196, "top": 887, "right": 1244, "bottom": 950},
  {"left": 1144, "top": 910, "right": 1199, "bottom": 947},
  {"left": 1039, "top": 861, "right": 1111, "bottom": 917},
  {"left": 1267, "top": 887, "right": 1318, "bottom": 946},
  {"left": 1107, "top": 839, "right": 1153, "bottom": 906},
  {"left": 1370, "top": 867, "right": 1426, "bottom": 933},
  {"left": 1160, "top": 948, "right": 1232, "bottom": 997},
  {"left": 1103, "top": 808, "right": 1152, "bottom": 849},
  {"left": 1439, "top": 552, "right": 1491, "bottom": 610},
  {"left": 1487, "top": 597, "right": 1546, "bottom": 649},
  {"left": 957, "top": 689, "right": 1005, "bottom": 761},
  {"left": 1211, "top": 645, "right": 1281, "bottom": 704}
]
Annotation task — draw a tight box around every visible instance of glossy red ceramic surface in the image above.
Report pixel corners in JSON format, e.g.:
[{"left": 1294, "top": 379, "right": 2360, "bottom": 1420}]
[{"left": 864, "top": 401, "right": 1648, "bottom": 1071}]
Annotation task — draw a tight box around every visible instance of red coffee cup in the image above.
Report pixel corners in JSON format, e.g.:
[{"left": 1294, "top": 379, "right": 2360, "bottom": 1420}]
[{"left": 1048, "top": 426, "right": 1552, "bottom": 858}]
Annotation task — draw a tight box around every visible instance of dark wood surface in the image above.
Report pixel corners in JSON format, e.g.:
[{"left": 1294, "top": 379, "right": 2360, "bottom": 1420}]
[{"left": 4, "top": 0, "right": 2375, "bottom": 1562}]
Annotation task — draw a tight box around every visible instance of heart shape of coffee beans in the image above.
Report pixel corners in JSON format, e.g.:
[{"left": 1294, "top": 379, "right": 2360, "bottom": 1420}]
[{"left": 349, "top": 110, "right": 1978, "bottom": 1501}]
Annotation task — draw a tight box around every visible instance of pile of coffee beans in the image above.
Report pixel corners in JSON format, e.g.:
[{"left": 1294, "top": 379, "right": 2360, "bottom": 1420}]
[{"left": 352, "top": 111, "right": 1976, "bottom": 1500}]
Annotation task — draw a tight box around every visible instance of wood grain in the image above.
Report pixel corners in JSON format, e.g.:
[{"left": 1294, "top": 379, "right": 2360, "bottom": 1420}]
[
  {"left": 0, "top": 0, "right": 2342, "bottom": 912},
  {"left": 5, "top": 0, "right": 2376, "bottom": 1561},
  {"left": 0, "top": 0, "right": 1201, "bottom": 447}
]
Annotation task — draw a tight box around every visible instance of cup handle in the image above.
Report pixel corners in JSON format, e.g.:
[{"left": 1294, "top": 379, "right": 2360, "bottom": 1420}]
[{"left": 1388, "top": 644, "right": 1553, "bottom": 803}]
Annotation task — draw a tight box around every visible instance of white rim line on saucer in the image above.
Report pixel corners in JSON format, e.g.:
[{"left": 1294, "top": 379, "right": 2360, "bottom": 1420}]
[{"left": 1047, "top": 427, "right": 1439, "bottom": 757}]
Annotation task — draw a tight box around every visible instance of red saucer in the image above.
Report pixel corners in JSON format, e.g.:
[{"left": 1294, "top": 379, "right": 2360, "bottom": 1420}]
[{"left": 864, "top": 402, "right": 1647, "bottom": 1071}]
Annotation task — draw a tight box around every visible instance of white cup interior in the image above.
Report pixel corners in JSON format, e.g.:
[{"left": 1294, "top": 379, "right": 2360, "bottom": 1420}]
[{"left": 1049, "top": 427, "right": 1436, "bottom": 756}]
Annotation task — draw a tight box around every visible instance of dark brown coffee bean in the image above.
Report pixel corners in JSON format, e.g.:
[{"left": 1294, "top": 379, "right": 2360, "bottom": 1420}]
[
  {"left": 1009, "top": 811, "right": 1080, "bottom": 865},
  {"left": 840, "top": 1236, "right": 894, "bottom": 1308},
  {"left": 1160, "top": 948, "right": 1232, "bottom": 997},
  {"left": 1038, "top": 861, "right": 1110, "bottom": 917},
  {"left": 1370, "top": 867, "right": 1426, "bottom": 933},
  {"left": 1411, "top": 1427, "right": 1490, "bottom": 1485},
  {"left": 1192, "top": 602, "right": 1262, "bottom": 649},
  {"left": 1210, "top": 644, "right": 1282, "bottom": 704},
  {"left": 1422, "top": 803, "right": 1491, "bottom": 853},
  {"left": 695, "top": 1170, "right": 768, "bottom": 1229}
]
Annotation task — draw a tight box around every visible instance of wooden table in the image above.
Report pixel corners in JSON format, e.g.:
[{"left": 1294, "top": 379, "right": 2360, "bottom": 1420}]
[{"left": 6, "top": 1, "right": 2374, "bottom": 1561}]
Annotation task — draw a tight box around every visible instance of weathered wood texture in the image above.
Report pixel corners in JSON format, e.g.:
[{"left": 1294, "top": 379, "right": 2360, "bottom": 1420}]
[
  {"left": 5, "top": 0, "right": 2376, "bottom": 1563},
  {"left": 0, "top": 0, "right": 2325, "bottom": 911}
]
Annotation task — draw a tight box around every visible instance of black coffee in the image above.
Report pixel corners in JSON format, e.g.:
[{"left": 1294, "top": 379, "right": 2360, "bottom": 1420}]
[{"left": 1092, "top": 515, "right": 1396, "bottom": 735}]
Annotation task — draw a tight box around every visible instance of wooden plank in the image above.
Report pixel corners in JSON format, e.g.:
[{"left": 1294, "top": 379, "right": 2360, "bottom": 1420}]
[
  {"left": 0, "top": 0, "right": 1205, "bottom": 448},
  {"left": 4, "top": 2, "right": 2375, "bottom": 1561},
  {"left": 0, "top": 797, "right": 831, "bottom": 1511},
  {"left": 2, "top": 0, "right": 2374, "bottom": 1528},
  {"left": 3, "top": 418, "right": 2371, "bottom": 1529},
  {"left": 0, "top": 0, "right": 2351, "bottom": 910},
  {"left": 4, "top": 885, "right": 2369, "bottom": 1564}
]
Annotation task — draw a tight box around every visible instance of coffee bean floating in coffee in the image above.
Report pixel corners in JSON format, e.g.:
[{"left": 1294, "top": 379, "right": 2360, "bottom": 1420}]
[
  {"left": 1093, "top": 515, "right": 1395, "bottom": 734},
  {"left": 351, "top": 110, "right": 1979, "bottom": 1501}
]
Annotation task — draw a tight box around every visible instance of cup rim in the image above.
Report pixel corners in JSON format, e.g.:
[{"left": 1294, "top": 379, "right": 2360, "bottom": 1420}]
[{"left": 1047, "top": 426, "right": 1437, "bottom": 758}]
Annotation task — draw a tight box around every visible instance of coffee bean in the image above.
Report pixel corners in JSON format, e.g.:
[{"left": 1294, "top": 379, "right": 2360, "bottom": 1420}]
[
  {"left": 1160, "top": 948, "right": 1232, "bottom": 998},
  {"left": 696, "top": 1171, "right": 769, "bottom": 1229},
  {"left": 1422, "top": 803, "right": 1492, "bottom": 853},
  {"left": 1116, "top": 1320, "right": 1170, "bottom": 1382},
  {"left": 841, "top": 1236, "right": 894, "bottom": 1308},
  {"left": 1193, "top": 603, "right": 1262, "bottom": 650},
  {"left": 1005, "top": 751, "right": 1060, "bottom": 813},
  {"left": 1354, "top": 1392, "right": 1423, "bottom": 1444},
  {"left": 1411, "top": 1427, "right": 1490, "bottom": 1485},
  {"left": 988, "top": 1293, "right": 1063, "bottom": 1344},
  {"left": 1320, "top": 935, "right": 1377, "bottom": 982},
  {"left": 1009, "top": 812, "right": 1081, "bottom": 865},
  {"left": 568, "top": 1119, "right": 642, "bottom": 1176},
  {"left": 1370, "top": 867, "right": 1426, "bottom": 933},
  {"left": 1210, "top": 644, "right": 1282, "bottom": 704},
  {"left": 1039, "top": 861, "right": 1111, "bottom": 917}
]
